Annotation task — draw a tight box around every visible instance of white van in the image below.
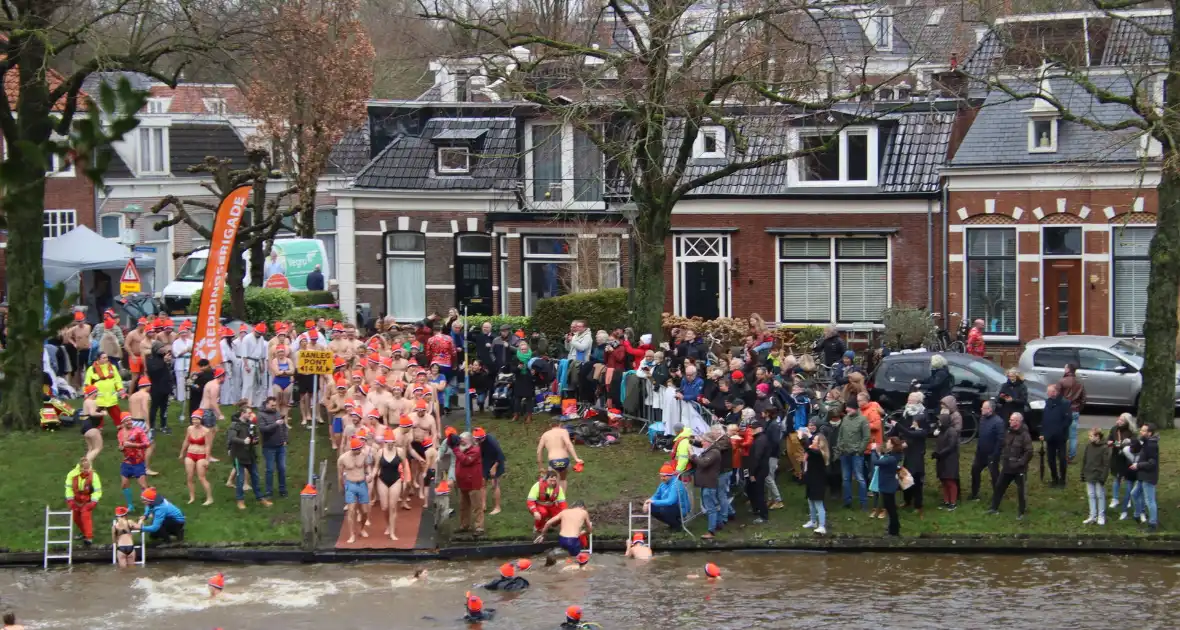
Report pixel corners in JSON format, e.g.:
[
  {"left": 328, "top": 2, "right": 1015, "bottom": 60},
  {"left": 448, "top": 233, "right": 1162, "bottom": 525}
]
[{"left": 161, "top": 238, "right": 330, "bottom": 315}]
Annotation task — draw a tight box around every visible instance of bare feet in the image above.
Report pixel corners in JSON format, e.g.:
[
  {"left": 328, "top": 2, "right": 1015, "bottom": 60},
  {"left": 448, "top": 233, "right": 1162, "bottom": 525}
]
[
  {"left": 209, "top": 456, "right": 221, "bottom": 463},
  {"left": 237, "top": 501, "right": 246, "bottom": 510},
  {"left": 188, "top": 496, "right": 196, "bottom": 505},
  {"left": 360, "top": 529, "right": 369, "bottom": 538},
  {"left": 260, "top": 499, "right": 273, "bottom": 507},
  {"left": 147, "top": 470, "right": 160, "bottom": 476},
  {"left": 203, "top": 498, "right": 214, "bottom": 506},
  {"left": 389, "top": 532, "right": 398, "bottom": 541},
  {"left": 347, "top": 535, "right": 356, "bottom": 544},
  {"left": 225, "top": 479, "right": 235, "bottom": 488},
  {"left": 489, "top": 507, "right": 502, "bottom": 516}
]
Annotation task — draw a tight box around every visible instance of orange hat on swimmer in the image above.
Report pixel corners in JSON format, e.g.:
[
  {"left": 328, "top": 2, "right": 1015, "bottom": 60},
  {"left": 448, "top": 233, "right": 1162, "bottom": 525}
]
[
  {"left": 631, "top": 532, "right": 646, "bottom": 544},
  {"left": 398, "top": 415, "right": 413, "bottom": 428},
  {"left": 566, "top": 606, "right": 583, "bottom": 622},
  {"left": 499, "top": 563, "right": 515, "bottom": 578},
  {"left": 704, "top": 562, "right": 722, "bottom": 578},
  {"left": 435, "top": 480, "right": 450, "bottom": 496},
  {"left": 516, "top": 558, "right": 532, "bottom": 571},
  {"left": 576, "top": 551, "right": 591, "bottom": 566},
  {"left": 349, "top": 437, "right": 363, "bottom": 451},
  {"left": 466, "top": 591, "right": 483, "bottom": 613}
]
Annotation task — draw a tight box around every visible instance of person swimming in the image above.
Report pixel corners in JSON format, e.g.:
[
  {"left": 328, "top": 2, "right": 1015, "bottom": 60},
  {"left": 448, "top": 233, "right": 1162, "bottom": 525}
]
[
  {"left": 562, "top": 551, "right": 592, "bottom": 572},
  {"left": 559, "top": 605, "right": 602, "bottom": 629},
  {"left": 687, "top": 562, "right": 722, "bottom": 581},
  {"left": 624, "top": 532, "right": 652, "bottom": 560},
  {"left": 463, "top": 591, "right": 495, "bottom": 623},
  {"left": 208, "top": 572, "right": 225, "bottom": 598},
  {"left": 482, "top": 563, "right": 530, "bottom": 591}
]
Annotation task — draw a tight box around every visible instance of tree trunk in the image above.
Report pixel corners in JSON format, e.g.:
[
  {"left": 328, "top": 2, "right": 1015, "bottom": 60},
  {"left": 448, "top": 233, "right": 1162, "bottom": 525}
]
[
  {"left": 296, "top": 182, "right": 317, "bottom": 239},
  {"left": 1140, "top": 166, "right": 1180, "bottom": 430},
  {"left": 631, "top": 201, "right": 672, "bottom": 344},
  {"left": 227, "top": 248, "right": 247, "bottom": 321}
]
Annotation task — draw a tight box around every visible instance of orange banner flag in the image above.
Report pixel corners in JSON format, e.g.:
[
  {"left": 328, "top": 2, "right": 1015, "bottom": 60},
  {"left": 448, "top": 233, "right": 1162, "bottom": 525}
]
[{"left": 191, "top": 185, "right": 253, "bottom": 372}]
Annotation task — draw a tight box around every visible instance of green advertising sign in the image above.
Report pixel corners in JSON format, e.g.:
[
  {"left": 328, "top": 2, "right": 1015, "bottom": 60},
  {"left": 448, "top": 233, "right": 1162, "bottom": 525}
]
[{"left": 270, "top": 240, "right": 325, "bottom": 291}]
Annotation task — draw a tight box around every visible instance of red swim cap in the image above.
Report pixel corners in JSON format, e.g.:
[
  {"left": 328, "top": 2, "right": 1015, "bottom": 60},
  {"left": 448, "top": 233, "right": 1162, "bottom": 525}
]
[
  {"left": 516, "top": 558, "right": 532, "bottom": 571},
  {"left": 704, "top": 562, "right": 721, "bottom": 578},
  {"left": 576, "top": 551, "right": 590, "bottom": 565},
  {"left": 499, "top": 563, "right": 515, "bottom": 578},
  {"left": 566, "top": 605, "right": 583, "bottom": 622}
]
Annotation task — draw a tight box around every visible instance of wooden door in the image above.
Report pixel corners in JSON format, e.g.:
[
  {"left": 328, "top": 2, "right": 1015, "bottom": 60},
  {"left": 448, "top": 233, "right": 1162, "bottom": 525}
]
[{"left": 1044, "top": 260, "right": 1082, "bottom": 336}]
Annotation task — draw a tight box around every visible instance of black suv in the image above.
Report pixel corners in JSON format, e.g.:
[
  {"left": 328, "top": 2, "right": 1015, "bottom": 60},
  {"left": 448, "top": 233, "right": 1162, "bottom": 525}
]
[{"left": 867, "top": 351, "right": 1047, "bottom": 436}]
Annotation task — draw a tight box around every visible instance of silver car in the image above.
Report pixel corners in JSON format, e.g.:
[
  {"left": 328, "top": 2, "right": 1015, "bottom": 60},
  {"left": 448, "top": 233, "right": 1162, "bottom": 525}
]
[{"left": 1016, "top": 335, "right": 1180, "bottom": 408}]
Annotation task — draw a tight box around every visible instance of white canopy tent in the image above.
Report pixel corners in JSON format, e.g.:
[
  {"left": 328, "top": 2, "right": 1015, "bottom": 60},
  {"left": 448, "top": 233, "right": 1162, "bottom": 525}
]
[{"left": 43, "top": 225, "right": 155, "bottom": 285}]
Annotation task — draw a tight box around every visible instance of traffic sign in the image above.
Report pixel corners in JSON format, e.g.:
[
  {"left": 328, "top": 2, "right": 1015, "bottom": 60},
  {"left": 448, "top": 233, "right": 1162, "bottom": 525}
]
[
  {"left": 297, "top": 349, "right": 334, "bottom": 375},
  {"left": 265, "top": 274, "right": 290, "bottom": 290},
  {"left": 119, "top": 259, "right": 142, "bottom": 294},
  {"left": 132, "top": 245, "right": 157, "bottom": 253}
]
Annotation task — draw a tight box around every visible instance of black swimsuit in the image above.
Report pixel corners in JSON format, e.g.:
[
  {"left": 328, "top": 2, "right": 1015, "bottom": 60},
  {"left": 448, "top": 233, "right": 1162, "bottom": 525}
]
[
  {"left": 81, "top": 414, "right": 104, "bottom": 434},
  {"left": 378, "top": 452, "right": 402, "bottom": 486}
]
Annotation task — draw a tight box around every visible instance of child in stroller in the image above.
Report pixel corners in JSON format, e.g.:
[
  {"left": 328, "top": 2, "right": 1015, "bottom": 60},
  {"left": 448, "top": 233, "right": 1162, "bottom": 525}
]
[{"left": 490, "top": 367, "right": 514, "bottom": 417}]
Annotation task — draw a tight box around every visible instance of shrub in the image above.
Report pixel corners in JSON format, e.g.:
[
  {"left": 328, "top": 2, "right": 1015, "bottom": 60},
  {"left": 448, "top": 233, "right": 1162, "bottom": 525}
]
[
  {"left": 283, "top": 306, "right": 345, "bottom": 329},
  {"left": 464, "top": 314, "right": 532, "bottom": 333},
  {"left": 291, "top": 291, "right": 336, "bottom": 307},
  {"left": 531, "top": 289, "right": 628, "bottom": 338},
  {"left": 882, "top": 304, "right": 937, "bottom": 350},
  {"left": 189, "top": 286, "right": 295, "bottom": 323},
  {"left": 777, "top": 325, "right": 825, "bottom": 353}
]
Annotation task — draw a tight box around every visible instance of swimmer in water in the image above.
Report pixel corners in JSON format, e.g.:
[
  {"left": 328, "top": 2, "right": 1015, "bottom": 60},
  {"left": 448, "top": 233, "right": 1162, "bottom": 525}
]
[
  {"left": 562, "top": 551, "right": 592, "bottom": 572},
  {"left": 624, "top": 532, "right": 652, "bottom": 560},
  {"left": 535, "top": 500, "right": 593, "bottom": 556},
  {"left": 482, "top": 562, "right": 530, "bottom": 591},
  {"left": 412, "top": 567, "right": 428, "bottom": 581},
  {"left": 560, "top": 605, "right": 601, "bottom": 629},
  {"left": 687, "top": 562, "right": 722, "bottom": 581},
  {"left": 208, "top": 572, "right": 225, "bottom": 598},
  {"left": 545, "top": 550, "right": 560, "bottom": 567},
  {"left": 463, "top": 591, "right": 495, "bottom": 623},
  {"left": 2, "top": 612, "right": 25, "bottom": 630}
]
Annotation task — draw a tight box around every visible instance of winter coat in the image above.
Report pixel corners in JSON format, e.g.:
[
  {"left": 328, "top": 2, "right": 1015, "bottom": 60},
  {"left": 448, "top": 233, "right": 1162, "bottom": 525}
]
[
  {"left": 834, "top": 410, "right": 870, "bottom": 457},
  {"left": 999, "top": 423, "right": 1034, "bottom": 475},
  {"left": 692, "top": 442, "right": 723, "bottom": 489},
  {"left": 1081, "top": 440, "right": 1111, "bottom": 484},
  {"left": 1057, "top": 374, "right": 1087, "bottom": 413},
  {"left": 256, "top": 408, "right": 287, "bottom": 448},
  {"left": 1136, "top": 436, "right": 1160, "bottom": 485},
  {"left": 145, "top": 350, "right": 172, "bottom": 397},
  {"left": 997, "top": 379, "right": 1029, "bottom": 421},
  {"left": 747, "top": 431, "right": 774, "bottom": 480},
  {"left": 471, "top": 331, "right": 496, "bottom": 366},
  {"left": 1041, "top": 394, "right": 1072, "bottom": 441},
  {"left": 932, "top": 417, "right": 960, "bottom": 480},
  {"left": 890, "top": 410, "right": 931, "bottom": 477},
  {"left": 939, "top": 396, "right": 963, "bottom": 432},
  {"left": 226, "top": 417, "right": 259, "bottom": 464},
  {"left": 455, "top": 444, "right": 485, "bottom": 491},
  {"left": 1108, "top": 425, "right": 1136, "bottom": 478},
  {"left": 813, "top": 333, "right": 847, "bottom": 367},
  {"left": 715, "top": 434, "right": 733, "bottom": 473},
  {"left": 803, "top": 444, "right": 827, "bottom": 501},
  {"left": 917, "top": 366, "right": 954, "bottom": 406},
  {"left": 976, "top": 413, "right": 1005, "bottom": 461},
  {"left": 874, "top": 453, "right": 901, "bottom": 494}
]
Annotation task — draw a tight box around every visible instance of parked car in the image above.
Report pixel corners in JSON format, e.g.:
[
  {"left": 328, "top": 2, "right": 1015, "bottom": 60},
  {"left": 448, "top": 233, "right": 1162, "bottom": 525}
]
[
  {"left": 867, "top": 351, "right": 1048, "bottom": 435},
  {"left": 1016, "top": 335, "right": 1180, "bottom": 409}
]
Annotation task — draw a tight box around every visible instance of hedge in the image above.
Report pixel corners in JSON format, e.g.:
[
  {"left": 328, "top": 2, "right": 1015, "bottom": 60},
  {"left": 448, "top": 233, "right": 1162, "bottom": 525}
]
[
  {"left": 188, "top": 286, "right": 295, "bottom": 323},
  {"left": 284, "top": 306, "right": 345, "bottom": 328},
  {"left": 291, "top": 291, "right": 336, "bottom": 307},
  {"left": 531, "top": 289, "right": 628, "bottom": 339},
  {"left": 464, "top": 315, "right": 532, "bottom": 333}
]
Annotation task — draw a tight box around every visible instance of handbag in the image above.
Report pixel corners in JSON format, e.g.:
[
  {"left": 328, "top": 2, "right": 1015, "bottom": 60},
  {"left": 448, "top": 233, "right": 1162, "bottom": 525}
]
[
  {"left": 898, "top": 466, "right": 915, "bottom": 490},
  {"left": 798, "top": 354, "right": 817, "bottom": 373},
  {"left": 869, "top": 467, "right": 880, "bottom": 494}
]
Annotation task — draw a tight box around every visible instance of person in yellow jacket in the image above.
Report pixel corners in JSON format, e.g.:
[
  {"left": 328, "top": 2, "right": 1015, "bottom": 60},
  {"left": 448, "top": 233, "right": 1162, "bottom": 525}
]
[
  {"left": 670, "top": 423, "right": 695, "bottom": 474},
  {"left": 65, "top": 457, "right": 103, "bottom": 546},
  {"left": 85, "top": 352, "right": 126, "bottom": 425},
  {"left": 527, "top": 470, "right": 567, "bottom": 533}
]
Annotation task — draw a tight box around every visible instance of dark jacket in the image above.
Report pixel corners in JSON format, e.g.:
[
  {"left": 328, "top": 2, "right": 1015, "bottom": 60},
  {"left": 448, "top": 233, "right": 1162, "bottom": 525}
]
[
  {"left": 1081, "top": 440, "right": 1111, "bottom": 484},
  {"left": 715, "top": 434, "right": 733, "bottom": 473},
  {"left": 478, "top": 435, "right": 506, "bottom": 476},
  {"left": 1041, "top": 394, "right": 1071, "bottom": 441},
  {"left": 813, "top": 333, "right": 846, "bottom": 367},
  {"left": 999, "top": 423, "right": 1034, "bottom": 475},
  {"left": 483, "top": 576, "right": 529, "bottom": 591},
  {"left": 997, "top": 379, "right": 1029, "bottom": 421},
  {"left": 145, "top": 350, "right": 172, "bottom": 397},
  {"left": 226, "top": 416, "right": 259, "bottom": 464},
  {"left": 890, "top": 410, "right": 931, "bottom": 477},
  {"left": 673, "top": 339, "right": 707, "bottom": 370},
  {"left": 917, "top": 366, "right": 954, "bottom": 406},
  {"left": 803, "top": 443, "right": 827, "bottom": 501},
  {"left": 977, "top": 413, "right": 1005, "bottom": 461},
  {"left": 747, "top": 430, "right": 774, "bottom": 479},
  {"left": 471, "top": 331, "right": 496, "bottom": 366},
  {"left": 305, "top": 269, "right": 325, "bottom": 291},
  {"left": 1108, "top": 425, "right": 1136, "bottom": 478},
  {"left": 1136, "top": 436, "right": 1160, "bottom": 485},
  {"left": 692, "top": 442, "right": 723, "bottom": 489},
  {"left": 256, "top": 407, "right": 287, "bottom": 448},
  {"left": 932, "top": 417, "right": 960, "bottom": 480},
  {"left": 874, "top": 453, "right": 901, "bottom": 494}
]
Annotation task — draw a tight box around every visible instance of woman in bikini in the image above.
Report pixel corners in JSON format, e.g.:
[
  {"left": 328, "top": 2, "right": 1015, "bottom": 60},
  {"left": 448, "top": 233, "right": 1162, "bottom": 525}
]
[
  {"left": 179, "top": 410, "right": 214, "bottom": 505},
  {"left": 111, "top": 505, "right": 140, "bottom": 568},
  {"left": 80, "top": 384, "right": 104, "bottom": 463},
  {"left": 295, "top": 337, "right": 318, "bottom": 428},
  {"left": 375, "top": 427, "right": 409, "bottom": 541},
  {"left": 270, "top": 345, "right": 295, "bottom": 422}
]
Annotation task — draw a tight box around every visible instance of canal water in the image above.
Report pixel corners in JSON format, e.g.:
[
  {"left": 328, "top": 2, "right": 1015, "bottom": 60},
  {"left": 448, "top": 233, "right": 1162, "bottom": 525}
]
[{"left": 2, "top": 552, "right": 1177, "bottom": 629}]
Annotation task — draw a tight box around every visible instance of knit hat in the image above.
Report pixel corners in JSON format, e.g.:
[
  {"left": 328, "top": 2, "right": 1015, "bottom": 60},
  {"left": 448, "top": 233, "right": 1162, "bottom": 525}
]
[
  {"left": 659, "top": 463, "right": 676, "bottom": 476},
  {"left": 398, "top": 415, "right": 413, "bottom": 428},
  {"left": 731, "top": 370, "right": 743, "bottom": 381},
  {"left": 435, "top": 480, "right": 450, "bottom": 496},
  {"left": 576, "top": 551, "right": 591, "bottom": 566},
  {"left": 254, "top": 323, "right": 267, "bottom": 334},
  {"left": 516, "top": 558, "right": 532, "bottom": 571},
  {"left": 756, "top": 383, "right": 770, "bottom": 395},
  {"left": 137, "top": 376, "right": 150, "bottom": 387},
  {"left": 466, "top": 592, "right": 482, "bottom": 613},
  {"left": 349, "top": 437, "right": 363, "bottom": 450},
  {"left": 704, "top": 562, "right": 721, "bottom": 578},
  {"left": 472, "top": 427, "right": 487, "bottom": 439},
  {"left": 114, "top": 506, "right": 129, "bottom": 517}
]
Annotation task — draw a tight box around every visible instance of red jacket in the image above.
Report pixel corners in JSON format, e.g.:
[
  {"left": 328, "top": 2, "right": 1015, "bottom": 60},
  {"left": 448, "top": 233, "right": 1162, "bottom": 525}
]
[
  {"left": 605, "top": 344, "right": 628, "bottom": 371},
  {"left": 621, "top": 340, "right": 652, "bottom": 368},
  {"left": 455, "top": 444, "right": 484, "bottom": 491}
]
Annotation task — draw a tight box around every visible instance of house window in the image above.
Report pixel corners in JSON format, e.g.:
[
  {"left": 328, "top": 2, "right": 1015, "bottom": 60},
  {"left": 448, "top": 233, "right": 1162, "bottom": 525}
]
[
  {"left": 523, "top": 236, "right": 577, "bottom": 314},
  {"left": 202, "top": 98, "right": 227, "bottom": 115},
  {"left": 315, "top": 207, "right": 337, "bottom": 279},
  {"left": 965, "top": 228, "right": 1017, "bottom": 336},
  {"left": 777, "top": 237, "right": 888, "bottom": 323},
  {"left": 499, "top": 234, "right": 509, "bottom": 315},
  {"left": 599, "top": 236, "right": 621, "bottom": 289},
  {"left": 43, "top": 209, "right": 76, "bottom": 238},
  {"left": 438, "top": 147, "right": 470, "bottom": 174},
  {"left": 457, "top": 233, "right": 492, "bottom": 255},
  {"left": 1043, "top": 226, "right": 1082, "bottom": 256},
  {"left": 794, "top": 128, "right": 876, "bottom": 186},
  {"left": 865, "top": 11, "right": 892, "bottom": 51},
  {"left": 137, "top": 127, "right": 168, "bottom": 174},
  {"left": 1028, "top": 118, "right": 1057, "bottom": 152},
  {"left": 145, "top": 98, "right": 170, "bottom": 114},
  {"left": 1113, "top": 227, "right": 1152, "bottom": 336},
  {"left": 385, "top": 232, "right": 426, "bottom": 321},
  {"left": 527, "top": 123, "right": 604, "bottom": 207},
  {"left": 99, "top": 214, "right": 124, "bottom": 239},
  {"left": 694, "top": 126, "right": 725, "bottom": 159}
]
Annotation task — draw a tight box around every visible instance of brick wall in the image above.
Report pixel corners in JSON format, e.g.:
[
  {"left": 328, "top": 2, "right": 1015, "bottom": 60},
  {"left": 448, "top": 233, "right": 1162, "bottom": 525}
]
[{"left": 0, "top": 175, "right": 94, "bottom": 294}]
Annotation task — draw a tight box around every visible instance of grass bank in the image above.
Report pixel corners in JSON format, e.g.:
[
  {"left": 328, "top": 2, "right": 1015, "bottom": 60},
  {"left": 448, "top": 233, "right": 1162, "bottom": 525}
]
[{"left": 446, "top": 416, "right": 1179, "bottom": 543}]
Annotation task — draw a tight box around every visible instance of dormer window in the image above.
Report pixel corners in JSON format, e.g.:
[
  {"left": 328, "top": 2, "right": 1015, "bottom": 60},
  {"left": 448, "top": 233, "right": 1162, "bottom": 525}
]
[
  {"left": 202, "top": 98, "right": 227, "bottom": 115},
  {"left": 694, "top": 126, "right": 725, "bottom": 159},
  {"left": 858, "top": 10, "right": 892, "bottom": 52},
  {"left": 1028, "top": 119, "right": 1057, "bottom": 153},
  {"left": 438, "top": 147, "right": 470, "bottom": 174},
  {"left": 145, "top": 98, "right": 170, "bottom": 114},
  {"left": 138, "top": 126, "right": 169, "bottom": 175}
]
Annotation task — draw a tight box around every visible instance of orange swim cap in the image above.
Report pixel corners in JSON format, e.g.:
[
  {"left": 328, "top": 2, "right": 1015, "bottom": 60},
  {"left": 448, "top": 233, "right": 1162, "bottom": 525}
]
[
  {"left": 659, "top": 463, "right": 677, "bottom": 476},
  {"left": 466, "top": 591, "right": 482, "bottom": 612},
  {"left": 566, "top": 605, "right": 583, "bottom": 622},
  {"left": 631, "top": 532, "right": 645, "bottom": 543},
  {"left": 576, "top": 551, "right": 590, "bottom": 565},
  {"left": 516, "top": 558, "right": 532, "bottom": 571},
  {"left": 499, "top": 563, "right": 515, "bottom": 578},
  {"left": 704, "top": 562, "right": 721, "bottom": 578}
]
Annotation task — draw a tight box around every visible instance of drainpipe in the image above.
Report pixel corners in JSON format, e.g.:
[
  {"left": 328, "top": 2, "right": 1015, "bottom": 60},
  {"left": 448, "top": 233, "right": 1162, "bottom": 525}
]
[
  {"left": 941, "top": 182, "right": 949, "bottom": 321},
  {"left": 926, "top": 197, "right": 933, "bottom": 311}
]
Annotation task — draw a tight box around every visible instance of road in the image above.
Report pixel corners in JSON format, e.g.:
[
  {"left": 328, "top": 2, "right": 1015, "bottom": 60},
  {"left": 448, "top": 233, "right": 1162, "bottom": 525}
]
[{"left": 1076, "top": 407, "right": 1180, "bottom": 429}]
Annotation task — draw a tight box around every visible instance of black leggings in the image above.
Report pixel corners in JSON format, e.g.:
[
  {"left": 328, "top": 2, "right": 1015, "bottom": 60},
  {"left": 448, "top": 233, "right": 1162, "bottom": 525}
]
[
  {"left": 150, "top": 391, "right": 170, "bottom": 429},
  {"left": 883, "top": 491, "right": 900, "bottom": 535}
]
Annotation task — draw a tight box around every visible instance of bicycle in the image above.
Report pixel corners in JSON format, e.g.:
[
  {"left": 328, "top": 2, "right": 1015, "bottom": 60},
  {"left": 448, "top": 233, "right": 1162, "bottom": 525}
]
[{"left": 930, "top": 312, "right": 968, "bottom": 353}]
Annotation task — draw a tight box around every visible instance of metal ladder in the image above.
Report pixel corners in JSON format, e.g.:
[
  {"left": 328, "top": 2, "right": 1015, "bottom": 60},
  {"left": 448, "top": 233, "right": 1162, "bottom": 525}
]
[
  {"left": 43, "top": 505, "right": 74, "bottom": 569},
  {"left": 628, "top": 502, "right": 653, "bottom": 547},
  {"left": 111, "top": 526, "right": 147, "bottom": 567}
]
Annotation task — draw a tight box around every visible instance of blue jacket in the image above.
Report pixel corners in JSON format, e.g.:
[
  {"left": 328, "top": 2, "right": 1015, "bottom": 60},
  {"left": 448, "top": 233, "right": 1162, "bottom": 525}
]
[
  {"left": 479, "top": 435, "right": 506, "bottom": 474},
  {"left": 1041, "top": 395, "right": 1072, "bottom": 441},
  {"left": 649, "top": 477, "right": 690, "bottom": 518},
  {"left": 679, "top": 376, "right": 704, "bottom": 401},
  {"left": 874, "top": 453, "right": 901, "bottom": 494},
  {"left": 788, "top": 394, "right": 811, "bottom": 431},
  {"left": 141, "top": 499, "right": 185, "bottom": 533},
  {"left": 976, "top": 413, "right": 1005, "bottom": 459}
]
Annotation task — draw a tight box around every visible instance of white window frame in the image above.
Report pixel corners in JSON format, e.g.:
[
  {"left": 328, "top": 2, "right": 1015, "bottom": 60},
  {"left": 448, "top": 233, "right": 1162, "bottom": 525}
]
[
  {"left": 522, "top": 235, "right": 578, "bottom": 315},
  {"left": 437, "top": 147, "right": 471, "bottom": 174},
  {"left": 145, "top": 98, "right": 171, "bottom": 114},
  {"left": 694, "top": 126, "right": 726, "bottom": 159},
  {"left": 7, "top": 115, "right": 77, "bottom": 177},
  {"left": 1110, "top": 225, "right": 1153, "bottom": 337},
  {"left": 384, "top": 232, "right": 427, "bottom": 322},
  {"left": 789, "top": 126, "right": 879, "bottom": 187},
  {"left": 857, "top": 10, "right": 893, "bottom": 52},
  {"left": 43, "top": 209, "right": 77, "bottom": 239},
  {"left": 962, "top": 226, "right": 1020, "bottom": 342},
  {"left": 672, "top": 233, "right": 732, "bottom": 319},
  {"left": 137, "top": 125, "right": 170, "bottom": 175},
  {"left": 457, "top": 233, "right": 492, "bottom": 257},
  {"left": 774, "top": 236, "right": 891, "bottom": 326},
  {"left": 598, "top": 235, "right": 621, "bottom": 289},
  {"left": 99, "top": 213, "right": 125, "bottom": 239},
  {"left": 1028, "top": 117, "right": 1058, "bottom": 153},
  {"left": 523, "top": 121, "right": 606, "bottom": 210},
  {"left": 202, "top": 98, "right": 228, "bottom": 115},
  {"left": 498, "top": 234, "right": 509, "bottom": 315},
  {"left": 315, "top": 207, "right": 338, "bottom": 282}
]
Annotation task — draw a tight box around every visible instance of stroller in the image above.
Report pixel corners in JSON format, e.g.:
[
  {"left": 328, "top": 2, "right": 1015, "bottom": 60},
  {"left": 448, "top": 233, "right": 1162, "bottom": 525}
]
[{"left": 490, "top": 368, "right": 515, "bottom": 417}]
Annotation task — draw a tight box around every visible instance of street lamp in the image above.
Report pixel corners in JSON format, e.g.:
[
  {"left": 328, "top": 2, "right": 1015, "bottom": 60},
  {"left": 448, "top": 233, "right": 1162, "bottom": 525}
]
[{"left": 618, "top": 202, "right": 639, "bottom": 317}]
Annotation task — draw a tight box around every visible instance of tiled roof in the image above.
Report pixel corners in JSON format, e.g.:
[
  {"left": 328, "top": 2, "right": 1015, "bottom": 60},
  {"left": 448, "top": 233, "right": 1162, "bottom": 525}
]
[
  {"left": 1101, "top": 13, "right": 1169, "bottom": 66},
  {"left": 950, "top": 76, "right": 1143, "bottom": 167},
  {"left": 353, "top": 117, "right": 517, "bottom": 190},
  {"left": 97, "top": 145, "right": 134, "bottom": 179},
  {"left": 327, "top": 124, "right": 371, "bottom": 176},
  {"left": 878, "top": 112, "right": 954, "bottom": 192},
  {"left": 169, "top": 123, "right": 247, "bottom": 175},
  {"left": 415, "top": 83, "right": 442, "bottom": 101},
  {"left": 81, "top": 71, "right": 156, "bottom": 94},
  {"left": 149, "top": 84, "right": 247, "bottom": 115}
]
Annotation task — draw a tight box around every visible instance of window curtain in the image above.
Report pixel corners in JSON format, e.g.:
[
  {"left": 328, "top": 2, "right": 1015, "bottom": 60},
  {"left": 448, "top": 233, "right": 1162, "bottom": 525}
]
[
  {"left": 386, "top": 258, "right": 425, "bottom": 321},
  {"left": 532, "top": 126, "right": 562, "bottom": 201},
  {"left": 573, "top": 128, "right": 603, "bottom": 202}
]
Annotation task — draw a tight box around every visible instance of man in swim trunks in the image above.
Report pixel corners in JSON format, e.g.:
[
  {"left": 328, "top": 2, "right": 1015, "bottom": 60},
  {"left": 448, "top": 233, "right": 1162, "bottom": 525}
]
[
  {"left": 128, "top": 376, "right": 158, "bottom": 476},
  {"left": 411, "top": 399, "right": 436, "bottom": 494},
  {"left": 537, "top": 417, "right": 582, "bottom": 494},
  {"left": 124, "top": 318, "right": 148, "bottom": 393},
  {"left": 535, "top": 499, "right": 592, "bottom": 556},
  {"left": 625, "top": 532, "right": 652, "bottom": 560},
  {"left": 337, "top": 436, "right": 371, "bottom": 543},
  {"left": 199, "top": 367, "right": 225, "bottom": 462},
  {"left": 117, "top": 416, "right": 150, "bottom": 512},
  {"left": 66, "top": 311, "right": 91, "bottom": 389}
]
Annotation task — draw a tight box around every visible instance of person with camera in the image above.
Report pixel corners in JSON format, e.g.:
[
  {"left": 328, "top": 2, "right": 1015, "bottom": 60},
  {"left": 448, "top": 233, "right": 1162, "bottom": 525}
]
[{"left": 691, "top": 428, "right": 725, "bottom": 538}]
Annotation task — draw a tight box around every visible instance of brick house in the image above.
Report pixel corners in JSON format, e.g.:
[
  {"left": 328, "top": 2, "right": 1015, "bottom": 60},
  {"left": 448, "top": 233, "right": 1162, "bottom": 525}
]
[{"left": 943, "top": 10, "right": 1165, "bottom": 346}]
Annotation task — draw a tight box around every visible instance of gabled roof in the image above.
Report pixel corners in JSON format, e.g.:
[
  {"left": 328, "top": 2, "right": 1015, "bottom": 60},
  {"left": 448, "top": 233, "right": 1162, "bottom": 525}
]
[
  {"left": 327, "top": 124, "right": 371, "bottom": 176},
  {"left": 949, "top": 76, "right": 1143, "bottom": 168},
  {"left": 81, "top": 72, "right": 247, "bottom": 115},
  {"left": 169, "top": 123, "right": 247, "bottom": 175},
  {"left": 354, "top": 117, "right": 517, "bottom": 190}
]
